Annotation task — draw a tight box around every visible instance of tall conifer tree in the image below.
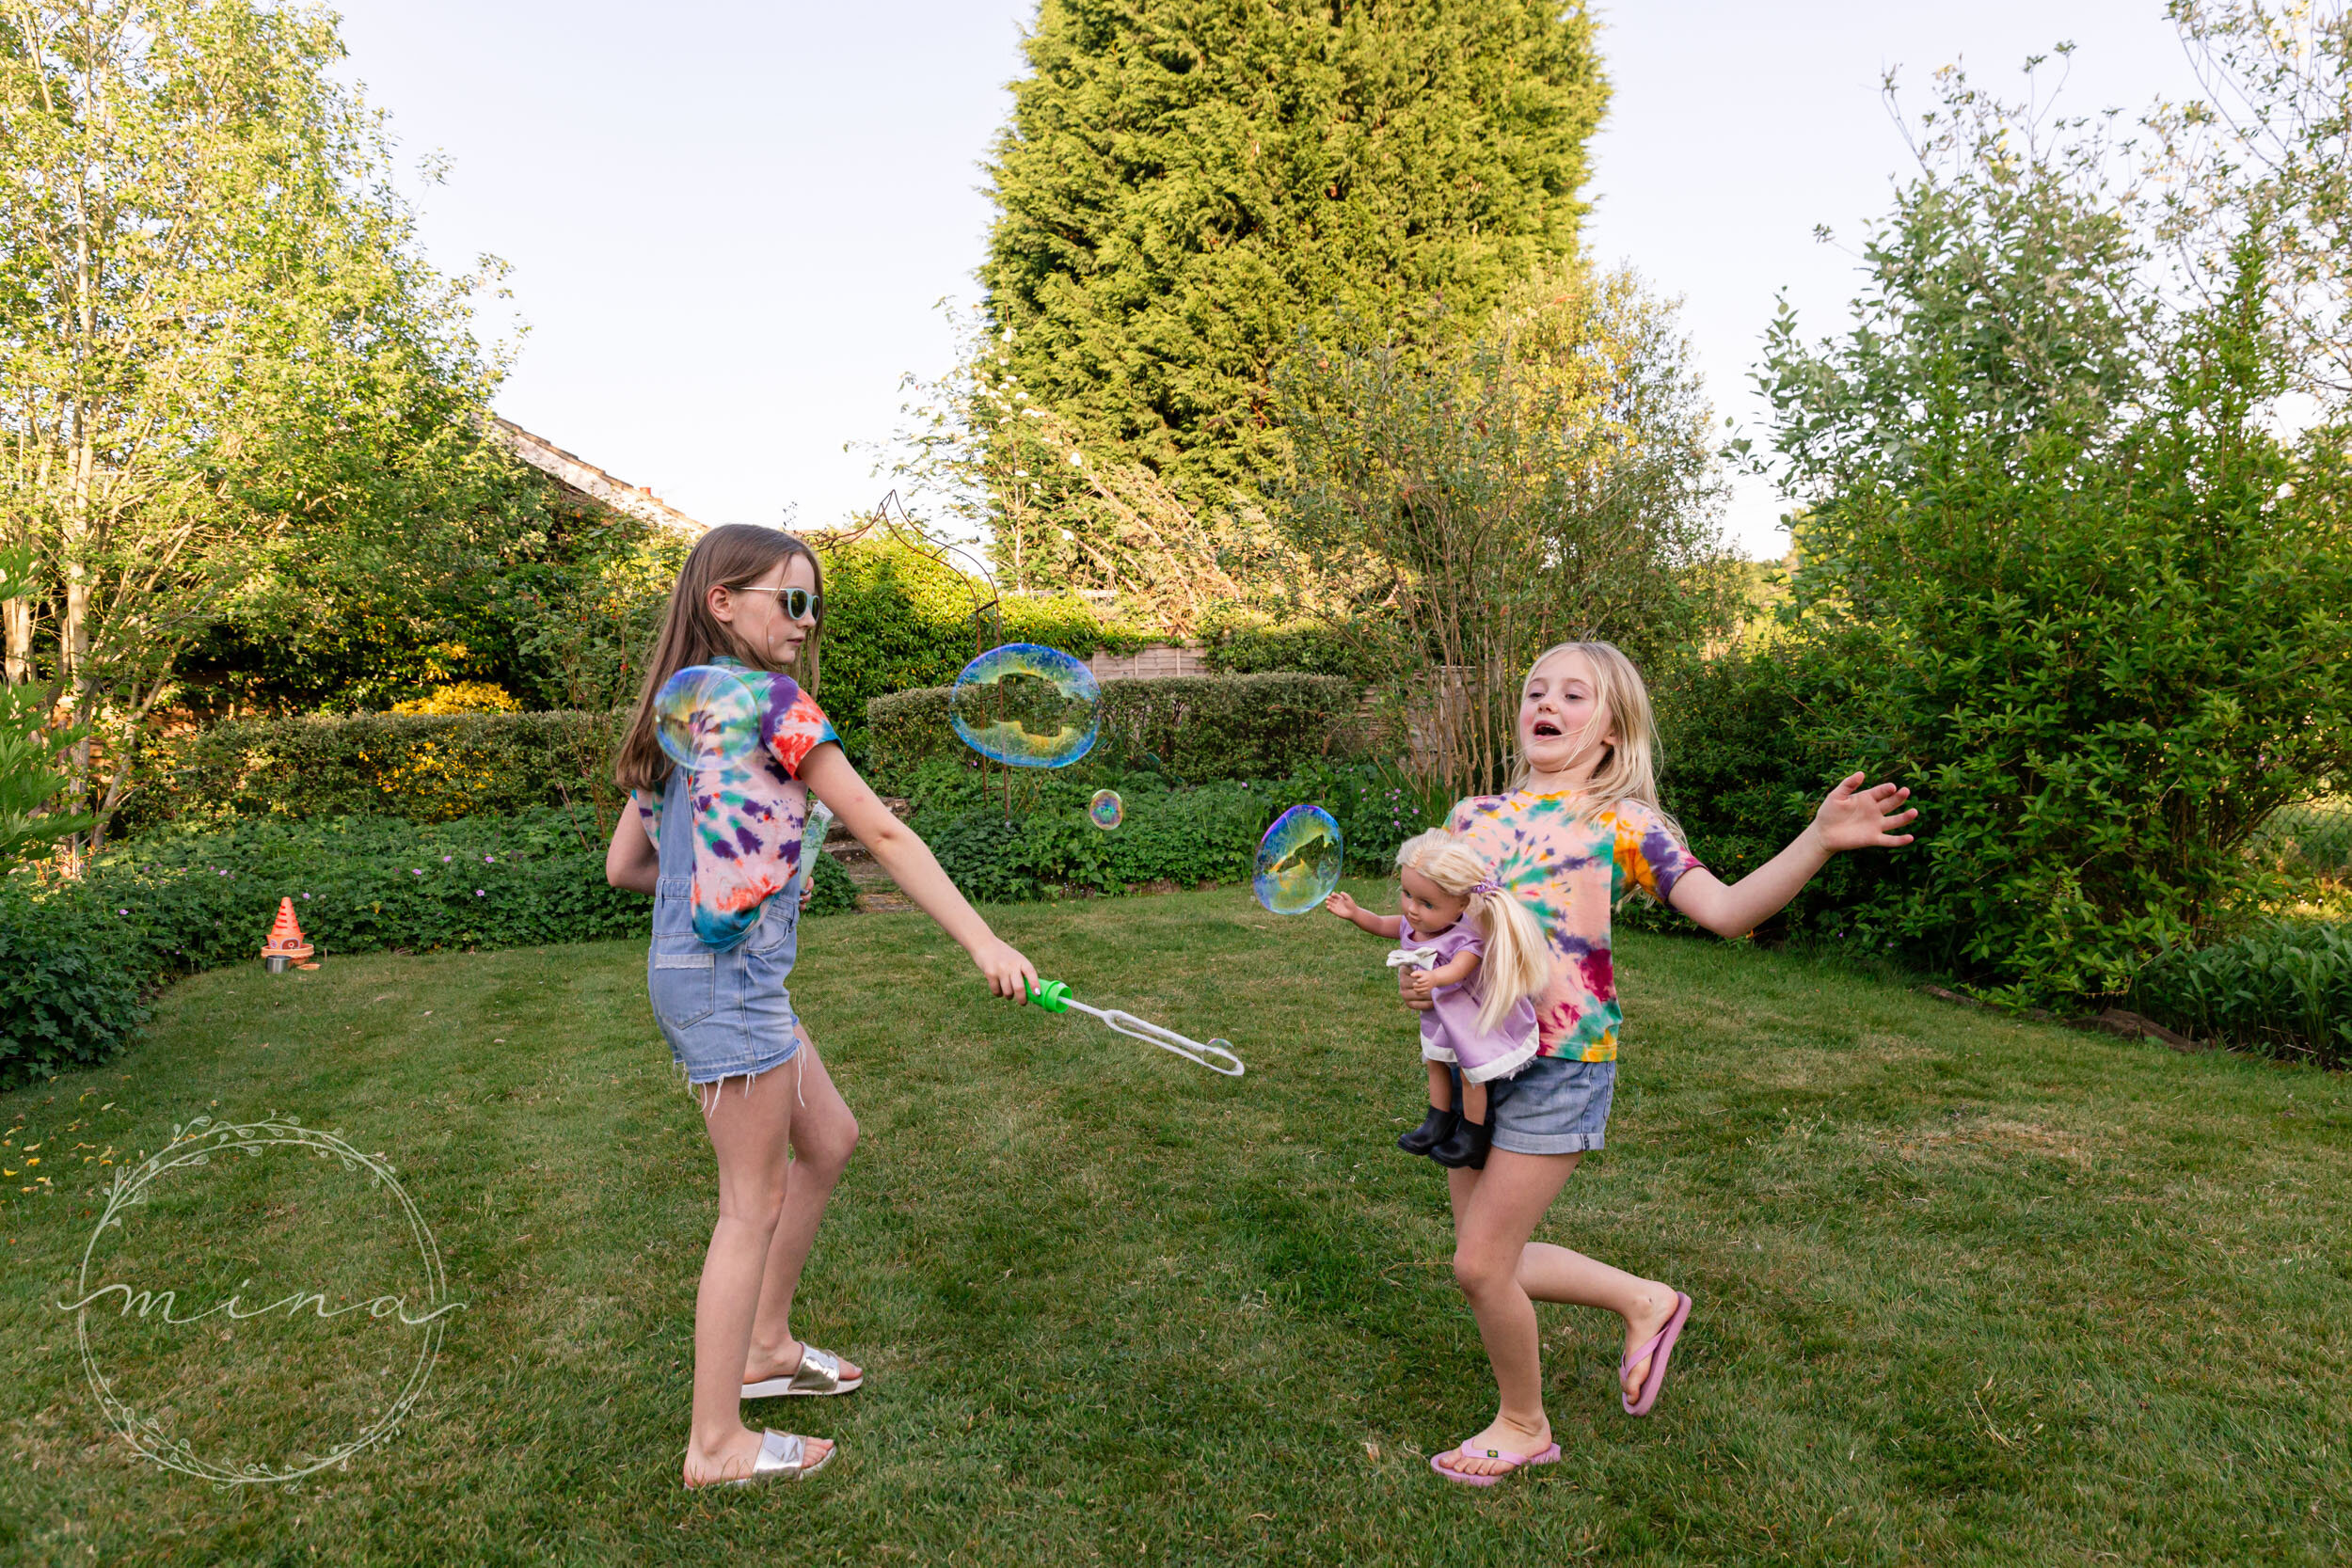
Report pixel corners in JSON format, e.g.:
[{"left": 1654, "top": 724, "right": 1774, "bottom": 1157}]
[{"left": 980, "top": 0, "right": 1608, "bottom": 508}]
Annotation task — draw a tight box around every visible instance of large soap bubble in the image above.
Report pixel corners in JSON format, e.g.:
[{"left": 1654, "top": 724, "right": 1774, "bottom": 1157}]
[
  {"left": 656, "top": 664, "right": 760, "bottom": 769},
  {"left": 1088, "top": 789, "right": 1124, "bottom": 830},
  {"left": 949, "top": 643, "right": 1100, "bottom": 768},
  {"left": 1253, "top": 804, "right": 1344, "bottom": 915}
]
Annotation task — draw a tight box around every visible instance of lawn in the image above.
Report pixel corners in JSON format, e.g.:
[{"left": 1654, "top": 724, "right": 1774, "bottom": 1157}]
[{"left": 2, "top": 884, "right": 2347, "bottom": 1565}]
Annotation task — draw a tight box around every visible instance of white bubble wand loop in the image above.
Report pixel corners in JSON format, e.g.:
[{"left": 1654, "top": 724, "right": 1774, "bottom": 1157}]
[{"left": 1025, "top": 981, "right": 1245, "bottom": 1076}]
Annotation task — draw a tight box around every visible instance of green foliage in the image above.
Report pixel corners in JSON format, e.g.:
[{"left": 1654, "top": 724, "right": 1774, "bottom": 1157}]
[
  {"left": 1281, "top": 265, "right": 1738, "bottom": 800},
  {"left": 0, "top": 808, "right": 650, "bottom": 1080},
  {"left": 866, "top": 673, "right": 1364, "bottom": 792},
  {"left": 1756, "top": 63, "right": 2352, "bottom": 1003},
  {"left": 1195, "top": 606, "right": 1401, "bottom": 682},
  {"left": 901, "top": 755, "right": 1424, "bottom": 905},
  {"left": 1, "top": 0, "right": 518, "bottom": 844},
  {"left": 120, "top": 711, "right": 623, "bottom": 834},
  {"left": 980, "top": 0, "right": 1608, "bottom": 509},
  {"left": 811, "top": 535, "right": 1120, "bottom": 762},
  {"left": 804, "top": 847, "right": 858, "bottom": 917},
  {"left": 2134, "top": 920, "right": 2352, "bottom": 1068}
]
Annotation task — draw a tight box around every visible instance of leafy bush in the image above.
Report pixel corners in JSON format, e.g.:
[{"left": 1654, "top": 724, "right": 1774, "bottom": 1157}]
[
  {"left": 2133, "top": 922, "right": 2352, "bottom": 1069},
  {"left": 1196, "top": 607, "right": 1402, "bottom": 683},
  {"left": 122, "top": 710, "right": 622, "bottom": 833},
  {"left": 1755, "top": 69, "right": 2352, "bottom": 1003},
  {"left": 804, "top": 847, "right": 858, "bottom": 917},
  {"left": 901, "top": 756, "right": 1429, "bottom": 905},
  {"left": 0, "top": 809, "right": 650, "bottom": 1082},
  {"left": 866, "top": 673, "right": 1365, "bottom": 792},
  {"left": 812, "top": 536, "right": 1133, "bottom": 762},
  {"left": 0, "top": 880, "right": 151, "bottom": 1080}
]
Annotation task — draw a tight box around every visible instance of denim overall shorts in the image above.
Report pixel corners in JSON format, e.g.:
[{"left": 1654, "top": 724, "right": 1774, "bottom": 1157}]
[{"left": 645, "top": 765, "right": 803, "bottom": 1092}]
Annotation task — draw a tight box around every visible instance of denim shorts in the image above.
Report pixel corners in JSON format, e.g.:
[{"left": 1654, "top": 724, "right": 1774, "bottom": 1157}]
[
  {"left": 1454, "top": 1056, "right": 1615, "bottom": 1155},
  {"left": 646, "top": 882, "right": 802, "bottom": 1087}
]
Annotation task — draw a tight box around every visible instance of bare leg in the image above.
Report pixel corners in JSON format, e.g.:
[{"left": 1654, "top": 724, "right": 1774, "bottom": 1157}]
[
  {"left": 743, "top": 1026, "right": 863, "bottom": 1386},
  {"left": 1435, "top": 1151, "right": 1682, "bottom": 1478},
  {"left": 1436, "top": 1149, "right": 1580, "bottom": 1476},
  {"left": 681, "top": 1062, "right": 833, "bottom": 1487},
  {"left": 1423, "top": 1059, "right": 1452, "bottom": 1112},
  {"left": 1462, "top": 1079, "right": 1488, "bottom": 1124}
]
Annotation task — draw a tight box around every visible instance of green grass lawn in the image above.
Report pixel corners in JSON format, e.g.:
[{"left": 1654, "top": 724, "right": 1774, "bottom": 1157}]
[{"left": 3, "top": 883, "right": 2347, "bottom": 1566}]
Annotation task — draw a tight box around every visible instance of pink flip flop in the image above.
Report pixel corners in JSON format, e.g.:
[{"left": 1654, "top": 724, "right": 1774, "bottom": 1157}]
[
  {"left": 1620, "top": 1291, "right": 1692, "bottom": 1417},
  {"left": 1429, "top": 1438, "right": 1562, "bottom": 1487}
]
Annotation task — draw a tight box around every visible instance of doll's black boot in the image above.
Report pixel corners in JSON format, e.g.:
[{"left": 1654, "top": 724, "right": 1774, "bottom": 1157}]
[
  {"left": 1428, "top": 1115, "right": 1492, "bottom": 1170},
  {"left": 1397, "top": 1104, "right": 1457, "bottom": 1158}
]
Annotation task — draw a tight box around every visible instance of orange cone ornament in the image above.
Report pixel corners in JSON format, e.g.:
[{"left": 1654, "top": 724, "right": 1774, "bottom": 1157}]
[{"left": 262, "top": 897, "right": 314, "bottom": 972}]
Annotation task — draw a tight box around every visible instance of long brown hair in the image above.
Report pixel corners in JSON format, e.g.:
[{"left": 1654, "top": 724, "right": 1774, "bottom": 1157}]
[{"left": 613, "top": 524, "right": 825, "bottom": 793}]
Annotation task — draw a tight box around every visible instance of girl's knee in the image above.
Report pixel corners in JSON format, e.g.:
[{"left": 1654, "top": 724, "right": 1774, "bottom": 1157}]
[
  {"left": 1453, "top": 1247, "right": 1508, "bottom": 1299},
  {"left": 799, "top": 1113, "right": 859, "bottom": 1177}
]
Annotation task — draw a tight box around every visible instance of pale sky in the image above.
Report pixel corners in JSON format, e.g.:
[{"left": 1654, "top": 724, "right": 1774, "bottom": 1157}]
[{"left": 330, "top": 1, "right": 2206, "bottom": 561}]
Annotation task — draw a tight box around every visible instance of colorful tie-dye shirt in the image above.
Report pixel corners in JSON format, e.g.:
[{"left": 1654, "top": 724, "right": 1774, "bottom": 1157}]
[
  {"left": 631, "top": 658, "right": 838, "bottom": 950},
  {"left": 1447, "top": 791, "right": 1705, "bottom": 1063}
]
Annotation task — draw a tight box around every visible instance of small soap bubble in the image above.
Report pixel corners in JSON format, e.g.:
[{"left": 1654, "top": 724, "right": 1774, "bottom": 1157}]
[
  {"left": 655, "top": 665, "right": 759, "bottom": 769},
  {"left": 949, "top": 643, "right": 1100, "bottom": 768},
  {"left": 1253, "top": 804, "right": 1344, "bottom": 916},
  {"left": 1089, "top": 789, "right": 1125, "bottom": 830}
]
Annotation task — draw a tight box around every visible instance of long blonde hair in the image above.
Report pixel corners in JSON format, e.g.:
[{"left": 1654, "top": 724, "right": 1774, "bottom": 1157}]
[
  {"left": 613, "top": 525, "right": 826, "bottom": 793},
  {"left": 1395, "top": 829, "right": 1550, "bottom": 1036},
  {"left": 1503, "top": 640, "right": 1686, "bottom": 846}
]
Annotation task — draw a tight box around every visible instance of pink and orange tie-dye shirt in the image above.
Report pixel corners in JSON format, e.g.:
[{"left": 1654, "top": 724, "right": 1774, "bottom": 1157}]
[
  {"left": 631, "top": 658, "right": 838, "bottom": 950},
  {"left": 1447, "top": 791, "right": 1705, "bottom": 1063}
]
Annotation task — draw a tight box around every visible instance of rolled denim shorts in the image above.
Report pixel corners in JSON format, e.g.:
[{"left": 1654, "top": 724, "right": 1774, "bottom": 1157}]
[
  {"left": 646, "top": 882, "right": 802, "bottom": 1086},
  {"left": 1454, "top": 1055, "right": 1615, "bottom": 1155}
]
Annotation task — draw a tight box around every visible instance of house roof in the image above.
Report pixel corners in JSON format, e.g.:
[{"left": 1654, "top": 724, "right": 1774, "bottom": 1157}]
[{"left": 491, "top": 416, "right": 705, "bottom": 534}]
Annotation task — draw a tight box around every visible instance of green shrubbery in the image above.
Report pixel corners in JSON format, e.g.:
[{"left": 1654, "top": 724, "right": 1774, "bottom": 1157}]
[
  {"left": 2133, "top": 922, "right": 2352, "bottom": 1069},
  {"left": 0, "top": 806, "right": 859, "bottom": 1080},
  {"left": 121, "top": 710, "right": 621, "bottom": 832},
  {"left": 898, "top": 755, "right": 1435, "bottom": 905},
  {"left": 866, "top": 673, "right": 1364, "bottom": 792}
]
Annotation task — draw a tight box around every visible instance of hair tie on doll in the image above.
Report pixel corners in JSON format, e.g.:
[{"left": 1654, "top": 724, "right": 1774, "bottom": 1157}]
[{"left": 1471, "top": 876, "right": 1504, "bottom": 897}]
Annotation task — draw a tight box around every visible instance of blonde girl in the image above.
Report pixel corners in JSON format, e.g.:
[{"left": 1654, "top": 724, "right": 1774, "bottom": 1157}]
[
  {"left": 604, "top": 525, "right": 1039, "bottom": 1489},
  {"left": 1415, "top": 641, "right": 1916, "bottom": 1485},
  {"left": 1325, "top": 830, "right": 1549, "bottom": 1169}
]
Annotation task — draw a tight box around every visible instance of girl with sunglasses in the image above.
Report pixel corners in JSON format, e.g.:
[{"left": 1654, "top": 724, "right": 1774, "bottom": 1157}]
[{"left": 606, "top": 524, "right": 1040, "bottom": 1488}]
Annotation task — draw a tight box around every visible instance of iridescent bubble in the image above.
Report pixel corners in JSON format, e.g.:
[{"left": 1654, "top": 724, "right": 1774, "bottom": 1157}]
[
  {"left": 948, "top": 643, "right": 1100, "bottom": 768},
  {"left": 1253, "top": 804, "right": 1344, "bottom": 916},
  {"left": 1089, "top": 789, "right": 1124, "bottom": 831},
  {"left": 655, "top": 664, "right": 759, "bottom": 769}
]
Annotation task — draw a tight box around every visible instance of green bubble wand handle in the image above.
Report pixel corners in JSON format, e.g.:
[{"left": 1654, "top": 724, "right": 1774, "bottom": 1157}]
[{"left": 1025, "top": 980, "right": 1245, "bottom": 1077}]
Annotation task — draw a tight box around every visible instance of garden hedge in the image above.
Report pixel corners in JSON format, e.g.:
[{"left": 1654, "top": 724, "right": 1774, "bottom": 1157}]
[
  {"left": 866, "top": 673, "right": 1367, "bottom": 789},
  {"left": 0, "top": 807, "right": 857, "bottom": 1084},
  {"left": 124, "top": 710, "right": 623, "bottom": 832}
]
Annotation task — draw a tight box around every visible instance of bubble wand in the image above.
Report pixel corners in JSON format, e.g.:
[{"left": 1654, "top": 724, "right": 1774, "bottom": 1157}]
[{"left": 1025, "top": 980, "right": 1245, "bottom": 1077}]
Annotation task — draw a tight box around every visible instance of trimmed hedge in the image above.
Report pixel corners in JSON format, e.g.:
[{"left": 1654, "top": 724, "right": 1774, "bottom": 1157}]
[
  {"left": 813, "top": 537, "right": 1140, "bottom": 761},
  {"left": 0, "top": 808, "right": 857, "bottom": 1082},
  {"left": 898, "top": 755, "right": 1434, "bottom": 904},
  {"left": 866, "top": 673, "right": 1366, "bottom": 790},
  {"left": 120, "top": 710, "right": 622, "bottom": 833}
]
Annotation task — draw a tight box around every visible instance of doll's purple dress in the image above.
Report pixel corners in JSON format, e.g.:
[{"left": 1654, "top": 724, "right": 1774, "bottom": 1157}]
[{"left": 1400, "top": 921, "right": 1539, "bottom": 1085}]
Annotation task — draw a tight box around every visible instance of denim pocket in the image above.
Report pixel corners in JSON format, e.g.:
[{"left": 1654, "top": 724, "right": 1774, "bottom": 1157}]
[
  {"left": 648, "top": 942, "right": 717, "bottom": 1030},
  {"left": 743, "top": 895, "right": 795, "bottom": 957}
]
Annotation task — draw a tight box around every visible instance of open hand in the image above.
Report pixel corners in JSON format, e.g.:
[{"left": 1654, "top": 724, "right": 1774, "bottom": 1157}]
[
  {"left": 1813, "top": 772, "right": 1919, "bottom": 851},
  {"left": 971, "top": 937, "right": 1041, "bottom": 1001},
  {"left": 1324, "top": 890, "right": 1363, "bottom": 920}
]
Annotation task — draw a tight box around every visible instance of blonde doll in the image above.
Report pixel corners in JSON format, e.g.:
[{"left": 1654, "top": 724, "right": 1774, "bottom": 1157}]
[{"left": 1325, "top": 830, "right": 1549, "bottom": 1170}]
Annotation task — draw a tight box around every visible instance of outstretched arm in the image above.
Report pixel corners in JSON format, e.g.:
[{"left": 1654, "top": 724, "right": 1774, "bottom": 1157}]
[
  {"left": 1666, "top": 773, "right": 1917, "bottom": 940},
  {"left": 1323, "top": 890, "right": 1403, "bottom": 939},
  {"left": 801, "top": 744, "right": 1038, "bottom": 999}
]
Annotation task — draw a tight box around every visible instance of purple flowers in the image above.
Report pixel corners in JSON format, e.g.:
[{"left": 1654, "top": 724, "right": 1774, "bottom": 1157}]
[
  {"left": 483, "top": 855, "right": 495, "bottom": 863},
  {"left": 410, "top": 869, "right": 423, "bottom": 876},
  {"left": 474, "top": 889, "right": 485, "bottom": 897},
  {"left": 441, "top": 855, "right": 452, "bottom": 863}
]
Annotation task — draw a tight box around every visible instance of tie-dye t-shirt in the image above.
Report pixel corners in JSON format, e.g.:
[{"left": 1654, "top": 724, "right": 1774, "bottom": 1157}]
[
  {"left": 1447, "top": 792, "right": 1705, "bottom": 1063},
  {"left": 631, "top": 658, "right": 838, "bottom": 950}
]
